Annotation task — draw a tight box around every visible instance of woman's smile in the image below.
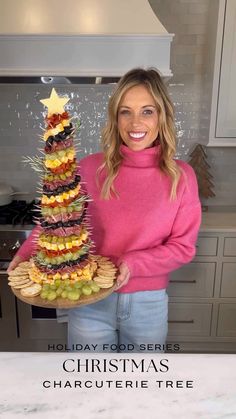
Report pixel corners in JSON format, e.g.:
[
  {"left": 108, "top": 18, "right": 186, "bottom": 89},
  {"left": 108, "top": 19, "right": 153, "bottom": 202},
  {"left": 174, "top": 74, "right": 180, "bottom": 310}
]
[{"left": 128, "top": 131, "right": 147, "bottom": 141}]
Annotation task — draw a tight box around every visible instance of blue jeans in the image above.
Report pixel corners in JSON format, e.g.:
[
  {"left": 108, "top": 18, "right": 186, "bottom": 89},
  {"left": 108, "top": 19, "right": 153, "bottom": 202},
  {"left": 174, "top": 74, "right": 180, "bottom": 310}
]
[{"left": 68, "top": 289, "right": 168, "bottom": 353}]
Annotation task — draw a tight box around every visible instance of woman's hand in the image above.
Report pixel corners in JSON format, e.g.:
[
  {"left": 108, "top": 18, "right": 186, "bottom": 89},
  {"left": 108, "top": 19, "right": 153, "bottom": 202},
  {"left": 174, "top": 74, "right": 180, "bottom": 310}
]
[
  {"left": 7, "top": 255, "right": 24, "bottom": 273},
  {"left": 115, "top": 262, "right": 130, "bottom": 290}
]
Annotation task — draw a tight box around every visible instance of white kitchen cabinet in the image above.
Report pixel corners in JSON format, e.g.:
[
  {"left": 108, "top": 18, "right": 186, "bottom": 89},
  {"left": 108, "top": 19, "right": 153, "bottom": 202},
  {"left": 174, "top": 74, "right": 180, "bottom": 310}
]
[
  {"left": 167, "top": 230, "right": 236, "bottom": 353},
  {"left": 168, "top": 303, "right": 212, "bottom": 337},
  {"left": 220, "top": 263, "right": 236, "bottom": 297},
  {"left": 168, "top": 262, "right": 215, "bottom": 297},
  {"left": 208, "top": 0, "right": 236, "bottom": 146},
  {"left": 217, "top": 304, "right": 236, "bottom": 337}
]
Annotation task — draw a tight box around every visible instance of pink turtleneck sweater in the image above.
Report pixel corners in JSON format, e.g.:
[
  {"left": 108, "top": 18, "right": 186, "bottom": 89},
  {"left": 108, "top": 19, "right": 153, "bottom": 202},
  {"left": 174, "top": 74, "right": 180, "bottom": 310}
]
[{"left": 17, "top": 144, "right": 201, "bottom": 293}]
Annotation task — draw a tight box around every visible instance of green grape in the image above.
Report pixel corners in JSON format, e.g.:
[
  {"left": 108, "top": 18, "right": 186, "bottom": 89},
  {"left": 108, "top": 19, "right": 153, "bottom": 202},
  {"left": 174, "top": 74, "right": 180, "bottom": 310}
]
[
  {"left": 40, "top": 291, "right": 48, "bottom": 299},
  {"left": 65, "top": 285, "right": 74, "bottom": 292},
  {"left": 47, "top": 291, "right": 57, "bottom": 301},
  {"left": 61, "top": 290, "right": 68, "bottom": 299},
  {"left": 90, "top": 282, "right": 100, "bottom": 293},
  {"left": 64, "top": 279, "right": 70, "bottom": 286},
  {"left": 74, "top": 281, "right": 83, "bottom": 289},
  {"left": 42, "top": 284, "right": 50, "bottom": 291},
  {"left": 50, "top": 284, "right": 57, "bottom": 291},
  {"left": 44, "top": 257, "right": 51, "bottom": 265},
  {"left": 82, "top": 285, "right": 92, "bottom": 296},
  {"left": 56, "top": 256, "right": 64, "bottom": 265},
  {"left": 64, "top": 253, "right": 71, "bottom": 261},
  {"left": 54, "top": 279, "right": 62, "bottom": 287},
  {"left": 67, "top": 290, "right": 81, "bottom": 301},
  {"left": 56, "top": 287, "right": 63, "bottom": 296}
]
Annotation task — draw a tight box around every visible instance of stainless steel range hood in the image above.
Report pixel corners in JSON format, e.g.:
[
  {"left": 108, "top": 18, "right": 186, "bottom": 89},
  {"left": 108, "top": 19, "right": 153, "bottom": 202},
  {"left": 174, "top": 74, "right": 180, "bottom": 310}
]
[{"left": 0, "top": 0, "right": 173, "bottom": 80}]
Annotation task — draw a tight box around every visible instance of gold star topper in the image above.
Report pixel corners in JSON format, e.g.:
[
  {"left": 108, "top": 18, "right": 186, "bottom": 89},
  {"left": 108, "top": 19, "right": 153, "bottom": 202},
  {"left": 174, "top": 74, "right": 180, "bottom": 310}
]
[{"left": 40, "top": 88, "right": 69, "bottom": 116}]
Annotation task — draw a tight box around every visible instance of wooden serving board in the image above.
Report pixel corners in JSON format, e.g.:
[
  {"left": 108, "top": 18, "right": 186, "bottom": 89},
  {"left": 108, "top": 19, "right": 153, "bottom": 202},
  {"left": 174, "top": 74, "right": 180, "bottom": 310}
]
[{"left": 12, "top": 283, "right": 116, "bottom": 309}]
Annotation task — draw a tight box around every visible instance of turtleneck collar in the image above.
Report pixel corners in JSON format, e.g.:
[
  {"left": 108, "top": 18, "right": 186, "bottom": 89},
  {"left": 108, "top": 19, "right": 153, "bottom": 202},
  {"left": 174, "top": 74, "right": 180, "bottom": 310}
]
[{"left": 120, "top": 143, "right": 161, "bottom": 168}]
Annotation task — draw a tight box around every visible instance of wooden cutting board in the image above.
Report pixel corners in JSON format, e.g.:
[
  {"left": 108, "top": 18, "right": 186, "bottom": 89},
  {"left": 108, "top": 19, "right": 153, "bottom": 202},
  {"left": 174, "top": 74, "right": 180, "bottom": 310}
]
[{"left": 12, "top": 283, "right": 116, "bottom": 309}]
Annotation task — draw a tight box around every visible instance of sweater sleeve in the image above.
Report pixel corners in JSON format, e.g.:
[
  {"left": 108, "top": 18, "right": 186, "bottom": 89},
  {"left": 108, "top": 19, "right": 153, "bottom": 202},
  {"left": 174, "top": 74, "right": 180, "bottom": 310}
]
[
  {"left": 118, "top": 164, "right": 201, "bottom": 278},
  {"left": 15, "top": 225, "right": 42, "bottom": 261}
]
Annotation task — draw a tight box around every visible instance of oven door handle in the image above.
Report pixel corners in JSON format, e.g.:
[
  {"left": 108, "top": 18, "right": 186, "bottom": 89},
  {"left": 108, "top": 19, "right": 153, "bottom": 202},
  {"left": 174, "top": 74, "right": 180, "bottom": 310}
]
[{"left": 0, "top": 270, "right": 8, "bottom": 275}]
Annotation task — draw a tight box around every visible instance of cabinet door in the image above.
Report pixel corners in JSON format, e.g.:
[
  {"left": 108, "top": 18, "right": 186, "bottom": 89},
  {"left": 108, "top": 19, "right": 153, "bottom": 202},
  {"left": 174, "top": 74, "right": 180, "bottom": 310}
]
[
  {"left": 223, "top": 238, "right": 236, "bottom": 256},
  {"left": 220, "top": 263, "right": 236, "bottom": 297},
  {"left": 196, "top": 237, "right": 218, "bottom": 256},
  {"left": 216, "top": 0, "right": 236, "bottom": 138},
  {"left": 168, "top": 262, "right": 215, "bottom": 297},
  {"left": 168, "top": 303, "right": 212, "bottom": 337},
  {"left": 217, "top": 304, "right": 236, "bottom": 336}
]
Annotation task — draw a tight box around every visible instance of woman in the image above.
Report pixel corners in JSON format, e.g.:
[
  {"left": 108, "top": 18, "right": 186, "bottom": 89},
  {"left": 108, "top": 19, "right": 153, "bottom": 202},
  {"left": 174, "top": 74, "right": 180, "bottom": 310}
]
[{"left": 8, "top": 68, "right": 201, "bottom": 352}]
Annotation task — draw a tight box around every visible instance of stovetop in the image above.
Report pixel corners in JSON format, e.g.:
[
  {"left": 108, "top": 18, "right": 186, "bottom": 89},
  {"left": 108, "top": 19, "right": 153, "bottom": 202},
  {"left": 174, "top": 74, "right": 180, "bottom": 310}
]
[{"left": 0, "top": 200, "right": 40, "bottom": 226}]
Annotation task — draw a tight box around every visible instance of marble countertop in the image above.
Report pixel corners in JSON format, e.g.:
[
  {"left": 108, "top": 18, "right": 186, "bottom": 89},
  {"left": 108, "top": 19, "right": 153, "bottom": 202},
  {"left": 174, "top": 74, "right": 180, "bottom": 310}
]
[{"left": 0, "top": 352, "right": 236, "bottom": 418}]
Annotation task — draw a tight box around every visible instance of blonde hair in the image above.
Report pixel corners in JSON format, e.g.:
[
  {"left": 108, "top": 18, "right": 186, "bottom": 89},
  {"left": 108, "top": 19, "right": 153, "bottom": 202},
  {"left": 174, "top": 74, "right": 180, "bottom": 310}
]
[{"left": 97, "top": 67, "right": 181, "bottom": 199}]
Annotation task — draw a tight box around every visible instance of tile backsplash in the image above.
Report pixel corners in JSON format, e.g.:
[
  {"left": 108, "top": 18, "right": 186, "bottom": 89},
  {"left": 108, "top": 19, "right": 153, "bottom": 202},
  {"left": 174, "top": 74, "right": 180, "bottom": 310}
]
[
  {"left": 0, "top": 84, "right": 113, "bottom": 199},
  {"left": 0, "top": 0, "right": 235, "bottom": 207}
]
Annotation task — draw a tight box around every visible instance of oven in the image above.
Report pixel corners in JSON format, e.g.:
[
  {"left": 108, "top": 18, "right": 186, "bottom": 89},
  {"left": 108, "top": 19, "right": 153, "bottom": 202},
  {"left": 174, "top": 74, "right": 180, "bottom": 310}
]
[{"left": 0, "top": 201, "right": 67, "bottom": 351}]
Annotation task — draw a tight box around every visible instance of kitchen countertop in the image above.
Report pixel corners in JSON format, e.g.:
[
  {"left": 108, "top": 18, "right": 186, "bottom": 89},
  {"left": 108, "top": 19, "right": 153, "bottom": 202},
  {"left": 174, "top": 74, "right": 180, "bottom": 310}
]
[
  {"left": 0, "top": 224, "right": 34, "bottom": 231},
  {"left": 0, "top": 207, "right": 235, "bottom": 233},
  {"left": 0, "top": 352, "right": 235, "bottom": 419},
  {"left": 201, "top": 208, "right": 236, "bottom": 232}
]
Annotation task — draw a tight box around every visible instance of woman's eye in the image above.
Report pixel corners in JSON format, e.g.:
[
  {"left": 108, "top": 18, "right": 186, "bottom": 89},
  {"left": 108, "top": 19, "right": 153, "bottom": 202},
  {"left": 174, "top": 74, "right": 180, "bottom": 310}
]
[
  {"left": 119, "top": 109, "right": 130, "bottom": 115},
  {"left": 143, "top": 109, "right": 153, "bottom": 115}
]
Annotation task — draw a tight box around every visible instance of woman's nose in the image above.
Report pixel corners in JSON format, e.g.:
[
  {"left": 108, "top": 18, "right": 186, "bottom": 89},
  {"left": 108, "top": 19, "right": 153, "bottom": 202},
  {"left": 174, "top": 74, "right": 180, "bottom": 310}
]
[{"left": 130, "top": 113, "right": 142, "bottom": 125}]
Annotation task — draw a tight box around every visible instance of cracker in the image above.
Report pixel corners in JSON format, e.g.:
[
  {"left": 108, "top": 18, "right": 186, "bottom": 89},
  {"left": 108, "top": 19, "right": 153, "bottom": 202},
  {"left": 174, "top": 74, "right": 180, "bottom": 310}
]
[
  {"left": 89, "top": 254, "right": 99, "bottom": 261},
  {"left": 97, "top": 269, "right": 116, "bottom": 278},
  {"left": 93, "top": 276, "right": 114, "bottom": 286},
  {"left": 8, "top": 274, "right": 30, "bottom": 280},
  {"left": 98, "top": 266, "right": 116, "bottom": 272},
  {"left": 8, "top": 268, "right": 28, "bottom": 276},
  {"left": 99, "top": 257, "right": 111, "bottom": 262},
  {"left": 98, "top": 261, "right": 116, "bottom": 267},
  {"left": 19, "top": 261, "right": 32, "bottom": 267},
  {"left": 10, "top": 281, "right": 34, "bottom": 289},
  {"left": 97, "top": 265, "right": 117, "bottom": 272},
  {"left": 95, "top": 278, "right": 114, "bottom": 283},
  {"left": 20, "top": 283, "right": 42, "bottom": 297},
  {"left": 95, "top": 282, "right": 114, "bottom": 289},
  {"left": 8, "top": 277, "right": 30, "bottom": 285}
]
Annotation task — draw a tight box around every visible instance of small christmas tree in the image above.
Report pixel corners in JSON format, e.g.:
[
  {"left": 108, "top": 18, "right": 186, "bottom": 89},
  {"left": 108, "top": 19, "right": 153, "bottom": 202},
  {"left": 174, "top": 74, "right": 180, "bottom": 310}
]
[
  {"left": 188, "top": 144, "right": 215, "bottom": 208},
  {"left": 32, "top": 89, "right": 93, "bottom": 286},
  {"left": 8, "top": 88, "right": 117, "bottom": 303},
  {"left": 24, "top": 88, "right": 116, "bottom": 302}
]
